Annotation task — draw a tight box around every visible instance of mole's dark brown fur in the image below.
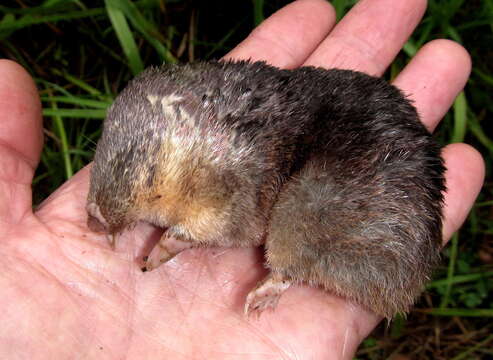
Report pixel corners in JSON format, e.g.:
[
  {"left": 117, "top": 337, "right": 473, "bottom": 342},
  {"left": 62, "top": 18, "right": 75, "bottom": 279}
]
[{"left": 86, "top": 60, "right": 445, "bottom": 319}]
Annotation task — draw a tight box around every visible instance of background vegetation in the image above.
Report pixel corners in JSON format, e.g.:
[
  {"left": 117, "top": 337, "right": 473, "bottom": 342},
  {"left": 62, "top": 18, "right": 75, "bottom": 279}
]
[{"left": 0, "top": 0, "right": 492, "bottom": 358}]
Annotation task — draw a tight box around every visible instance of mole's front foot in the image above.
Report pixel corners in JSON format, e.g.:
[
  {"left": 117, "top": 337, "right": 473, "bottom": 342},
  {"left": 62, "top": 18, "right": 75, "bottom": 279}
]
[
  {"left": 144, "top": 232, "right": 192, "bottom": 271},
  {"left": 244, "top": 273, "right": 291, "bottom": 318}
]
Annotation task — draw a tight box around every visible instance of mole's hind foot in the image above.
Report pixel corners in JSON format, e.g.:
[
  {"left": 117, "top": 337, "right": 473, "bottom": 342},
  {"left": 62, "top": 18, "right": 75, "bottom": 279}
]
[{"left": 244, "top": 273, "right": 291, "bottom": 318}]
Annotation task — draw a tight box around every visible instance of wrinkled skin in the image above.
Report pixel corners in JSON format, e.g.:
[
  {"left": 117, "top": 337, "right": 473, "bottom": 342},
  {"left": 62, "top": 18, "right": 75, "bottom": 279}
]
[{"left": 0, "top": 0, "right": 484, "bottom": 358}]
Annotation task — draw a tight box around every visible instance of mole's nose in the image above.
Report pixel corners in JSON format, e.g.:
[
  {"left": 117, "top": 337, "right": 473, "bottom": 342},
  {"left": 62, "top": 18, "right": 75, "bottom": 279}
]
[{"left": 86, "top": 202, "right": 109, "bottom": 233}]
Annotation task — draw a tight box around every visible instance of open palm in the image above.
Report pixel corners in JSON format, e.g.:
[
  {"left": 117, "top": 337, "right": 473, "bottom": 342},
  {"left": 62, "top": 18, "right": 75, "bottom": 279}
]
[{"left": 0, "top": 0, "right": 484, "bottom": 359}]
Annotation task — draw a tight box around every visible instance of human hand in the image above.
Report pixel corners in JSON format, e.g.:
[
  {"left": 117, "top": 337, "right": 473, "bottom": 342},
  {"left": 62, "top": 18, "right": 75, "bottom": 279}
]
[{"left": 0, "top": 0, "right": 484, "bottom": 358}]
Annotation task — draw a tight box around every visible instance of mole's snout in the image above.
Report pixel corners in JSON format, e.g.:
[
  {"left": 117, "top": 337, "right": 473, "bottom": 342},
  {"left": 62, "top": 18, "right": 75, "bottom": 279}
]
[{"left": 86, "top": 202, "right": 109, "bottom": 233}]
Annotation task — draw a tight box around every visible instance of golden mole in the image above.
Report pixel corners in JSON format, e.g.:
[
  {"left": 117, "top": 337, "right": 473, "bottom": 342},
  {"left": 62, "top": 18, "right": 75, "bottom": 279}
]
[{"left": 86, "top": 60, "right": 445, "bottom": 319}]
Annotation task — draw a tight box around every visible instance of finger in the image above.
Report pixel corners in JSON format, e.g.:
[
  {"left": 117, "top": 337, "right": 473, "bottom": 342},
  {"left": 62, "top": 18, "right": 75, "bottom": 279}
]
[
  {"left": 441, "top": 143, "right": 485, "bottom": 243},
  {"left": 304, "top": 0, "right": 427, "bottom": 75},
  {"left": 225, "top": 0, "right": 336, "bottom": 68},
  {"left": 393, "top": 39, "right": 472, "bottom": 132},
  {"left": 0, "top": 60, "right": 43, "bottom": 222},
  {"left": 0, "top": 60, "right": 43, "bottom": 168}
]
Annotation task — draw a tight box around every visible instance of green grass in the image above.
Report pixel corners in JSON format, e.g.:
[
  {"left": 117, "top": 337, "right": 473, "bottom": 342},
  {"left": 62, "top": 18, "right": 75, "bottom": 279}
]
[{"left": 1, "top": 0, "right": 492, "bottom": 358}]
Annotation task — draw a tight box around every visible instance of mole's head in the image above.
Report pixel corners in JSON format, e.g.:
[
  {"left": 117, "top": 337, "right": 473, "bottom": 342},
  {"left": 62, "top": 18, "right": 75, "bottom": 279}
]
[
  {"left": 86, "top": 64, "right": 260, "bottom": 244},
  {"left": 86, "top": 140, "right": 236, "bottom": 242}
]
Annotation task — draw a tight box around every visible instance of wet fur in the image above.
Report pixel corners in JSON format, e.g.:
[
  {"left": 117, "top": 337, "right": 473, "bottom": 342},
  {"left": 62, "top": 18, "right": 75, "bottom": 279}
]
[{"left": 88, "top": 60, "right": 444, "bottom": 318}]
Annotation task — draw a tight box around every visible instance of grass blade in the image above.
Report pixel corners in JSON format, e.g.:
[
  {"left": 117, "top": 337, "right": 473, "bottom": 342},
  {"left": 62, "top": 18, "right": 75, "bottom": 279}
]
[
  {"left": 42, "top": 109, "right": 106, "bottom": 119},
  {"left": 418, "top": 308, "right": 493, "bottom": 317},
  {"left": 332, "top": 0, "right": 356, "bottom": 21},
  {"left": 451, "top": 91, "right": 467, "bottom": 143},
  {"left": 253, "top": 0, "right": 265, "bottom": 26},
  {"left": 105, "top": 0, "right": 176, "bottom": 63},
  {"left": 0, "top": 8, "right": 105, "bottom": 34},
  {"left": 105, "top": 0, "right": 144, "bottom": 75},
  {"left": 49, "top": 69, "right": 103, "bottom": 96},
  {"left": 451, "top": 334, "right": 493, "bottom": 360},
  {"left": 47, "top": 95, "right": 73, "bottom": 179},
  {"left": 440, "top": 233, "right": 459, "bottom": 308},
  {"left": 427, "top": 270, "right": 493, "bottom": 288},
  {"left": 403, "top": 39, "right": 418, "bottom": 57},
  {"left": 40, "top": 96, "right": 111, "bottom": 109},
  {"left": 468, "top": 111, "right": 493, "bottom": 154}
]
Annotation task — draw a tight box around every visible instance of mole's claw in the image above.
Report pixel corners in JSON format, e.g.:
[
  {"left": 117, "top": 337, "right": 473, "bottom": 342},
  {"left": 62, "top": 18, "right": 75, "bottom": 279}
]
[
  {"left": 145, "top": 242, "right": 174, "bottom": 271},
  {"left": 144, "top": 232, "right": 193, "bottom": 271},
  {"left": 105, "top": 234, "right": 117, "bottom": 250}
]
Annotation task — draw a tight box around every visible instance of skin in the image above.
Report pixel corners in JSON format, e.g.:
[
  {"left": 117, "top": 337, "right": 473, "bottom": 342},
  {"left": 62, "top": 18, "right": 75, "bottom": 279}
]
[{"left": 0, "top": 0, "right": 485, "bottom": 358}]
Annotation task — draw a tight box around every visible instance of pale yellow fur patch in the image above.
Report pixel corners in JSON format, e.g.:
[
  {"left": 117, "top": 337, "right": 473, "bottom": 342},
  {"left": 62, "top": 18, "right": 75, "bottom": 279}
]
[
  {"left": 146, "top": 94, "right": 159, "bottom": 106},
  {"left": 134, "top": 134, "right": 231, "bottom": 243}
]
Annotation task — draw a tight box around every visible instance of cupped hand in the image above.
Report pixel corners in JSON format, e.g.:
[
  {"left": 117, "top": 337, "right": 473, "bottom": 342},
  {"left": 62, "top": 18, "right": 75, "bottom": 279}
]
[{"left": 0, "top": 0, "right": 484, "bottom": 358}]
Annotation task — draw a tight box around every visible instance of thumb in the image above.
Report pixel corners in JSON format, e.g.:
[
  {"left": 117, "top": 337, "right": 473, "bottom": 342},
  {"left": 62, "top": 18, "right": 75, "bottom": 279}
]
[{"left": 0, "top": 60, "right": 43, "bottom": 223}]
